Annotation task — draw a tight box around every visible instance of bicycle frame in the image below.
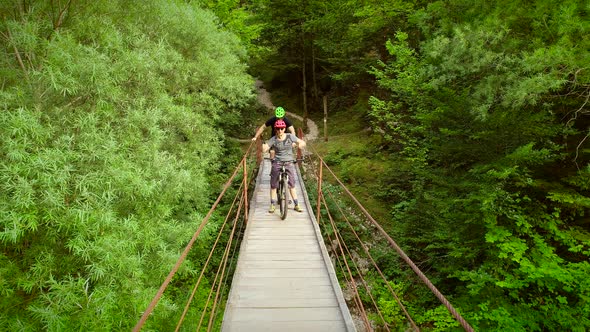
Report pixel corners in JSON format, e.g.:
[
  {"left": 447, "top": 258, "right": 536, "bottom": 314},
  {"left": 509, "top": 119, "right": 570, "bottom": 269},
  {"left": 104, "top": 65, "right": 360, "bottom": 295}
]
[
  {"left": 266, "top": 158, "right": 299, "bottom": 220},
  {"left": 276, "top": 161, "right": 292, "bottom": 220}
]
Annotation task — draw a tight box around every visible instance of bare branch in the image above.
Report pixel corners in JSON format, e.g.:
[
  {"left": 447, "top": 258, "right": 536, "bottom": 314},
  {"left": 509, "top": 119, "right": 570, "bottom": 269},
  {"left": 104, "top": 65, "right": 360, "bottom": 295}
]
[
  {"left": 53, "top": 0, "right": 73, "bottom": 31},
  {"left": 574, "top": 129, "right": 590, "bottom": 171},
  {"left": 5, "top": 27, "right": 29, "bottom": 79},
  {"left": 565, "top": 86, "right": 590, "bottom": 127}
]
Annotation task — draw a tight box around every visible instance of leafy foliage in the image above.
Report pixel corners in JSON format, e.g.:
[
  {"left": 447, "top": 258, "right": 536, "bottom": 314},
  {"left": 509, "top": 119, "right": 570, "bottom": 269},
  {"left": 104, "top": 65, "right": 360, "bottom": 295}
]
[
  {"left": 368, "top": 0, "right": 590, "bottom": 330},
  {"left": 246, "top": 0, "right": 590, "bottom": 329},
  {"left": 1, "top": 0, "right": 254, "bottom": 330}
]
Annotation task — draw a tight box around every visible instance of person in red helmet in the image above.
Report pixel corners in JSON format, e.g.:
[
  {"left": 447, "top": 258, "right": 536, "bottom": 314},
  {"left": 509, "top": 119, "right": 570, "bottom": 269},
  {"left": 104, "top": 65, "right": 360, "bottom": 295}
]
[{"left": 263, "top": 119, "right": 306, "bottom": 213}]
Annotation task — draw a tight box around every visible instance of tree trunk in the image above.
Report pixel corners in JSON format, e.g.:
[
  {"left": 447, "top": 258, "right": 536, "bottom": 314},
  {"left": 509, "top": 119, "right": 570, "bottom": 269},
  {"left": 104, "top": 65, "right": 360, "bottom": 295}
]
[
  {"left": 301, "top": 24, "right": 308, "bottom": 131},
  {"left": 312, "top": 33, "right": 318, "bottom": 102}
]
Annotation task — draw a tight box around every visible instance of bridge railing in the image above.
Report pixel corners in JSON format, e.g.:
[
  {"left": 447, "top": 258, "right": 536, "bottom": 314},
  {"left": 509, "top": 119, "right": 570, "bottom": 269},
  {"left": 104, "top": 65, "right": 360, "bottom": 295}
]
[
  {"left": 133, "top": 134, "right": 475, "bottom": 332},
  {"left": 133, "top": 142, "right": 259, "bottom": 332},
  {"left": 303, "top": 144, "right": 474, "bottom": 332}
]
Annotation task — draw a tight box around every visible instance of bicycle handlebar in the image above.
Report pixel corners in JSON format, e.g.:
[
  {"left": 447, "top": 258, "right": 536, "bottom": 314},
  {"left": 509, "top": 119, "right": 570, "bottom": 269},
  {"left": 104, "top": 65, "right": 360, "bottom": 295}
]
[{"left": 263, "top": 158, "right": 302, "bottom": 164}]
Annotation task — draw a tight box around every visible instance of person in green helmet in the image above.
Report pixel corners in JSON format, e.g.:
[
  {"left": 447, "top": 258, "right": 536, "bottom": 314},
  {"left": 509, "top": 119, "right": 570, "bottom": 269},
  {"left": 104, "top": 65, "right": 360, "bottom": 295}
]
[{"left": 252, "top": 106, "right": 296, "bottom": 142}]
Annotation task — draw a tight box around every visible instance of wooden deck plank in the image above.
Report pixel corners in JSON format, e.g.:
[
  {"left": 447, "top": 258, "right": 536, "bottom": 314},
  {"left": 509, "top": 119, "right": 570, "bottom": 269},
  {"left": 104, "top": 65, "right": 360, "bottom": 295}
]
[
  {"left": 231, "top": 297, "right": 339, "bottom": 308},
  {"left": 236, "top": 276, "right": 333, "bottom": 286},
  {"left": 231, "top": 284, "right": 336, "bottom": 298},
  {"left": 243, "top": 245, "right": 320, "bottom": 253},
  {"left": 244, "top": 238, "right": 319, "bottom": 245},
  {"left": 226, "top": 307, "right": 343, "bottom": 322},
  {"left": 223, "top": 320, "right": 346, "bottom": 332},
  {"left": 239, "top": 253, "right": 324, "bottom": 261},
  {"left": 236, "top": 268, "right": 329, "bottom": 278}
]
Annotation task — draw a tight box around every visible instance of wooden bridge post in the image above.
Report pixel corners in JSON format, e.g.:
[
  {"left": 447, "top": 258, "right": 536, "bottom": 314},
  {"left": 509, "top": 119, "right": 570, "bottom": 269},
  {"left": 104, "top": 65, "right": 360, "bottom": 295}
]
[
  {"left": 243, "top": 158, "right": 248, "bottom": 225},
  {"left": 316, "top": 160, "right": 323, "bottom": 223},
  {"left": 323, "top": 95, "right": 328, "bottom": 142},
  {"left": 256, "top": 138, "right": 262, "bottom": 166}
]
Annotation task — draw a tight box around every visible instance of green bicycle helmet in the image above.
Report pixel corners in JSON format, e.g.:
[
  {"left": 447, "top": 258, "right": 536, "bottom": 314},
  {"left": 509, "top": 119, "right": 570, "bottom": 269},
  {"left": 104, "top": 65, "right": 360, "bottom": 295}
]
[{"left": 275, "top": 106, "right": 285, "bottom": 118}]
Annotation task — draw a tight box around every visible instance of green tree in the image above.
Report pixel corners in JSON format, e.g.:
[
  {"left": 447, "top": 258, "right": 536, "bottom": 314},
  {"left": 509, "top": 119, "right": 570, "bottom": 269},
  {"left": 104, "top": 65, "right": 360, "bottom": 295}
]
[
  {"left": 370, "top": 0, "right": 590, "bottom": 330},
  {"left": 1, "top": 0, "right": 254, "bottom": 330}
]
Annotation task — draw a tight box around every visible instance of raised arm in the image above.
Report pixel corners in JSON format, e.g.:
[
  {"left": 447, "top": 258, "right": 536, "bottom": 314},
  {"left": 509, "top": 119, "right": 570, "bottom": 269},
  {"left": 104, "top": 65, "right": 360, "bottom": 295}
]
[
  {"left": 252, "top": 123, "right": 266, "bottom": 141},
  {"left": 297, "top": 138, "right": 306, "bottom": 149},
  {"left": 291, "top": 136, "right": 306, "bottom": 150}
]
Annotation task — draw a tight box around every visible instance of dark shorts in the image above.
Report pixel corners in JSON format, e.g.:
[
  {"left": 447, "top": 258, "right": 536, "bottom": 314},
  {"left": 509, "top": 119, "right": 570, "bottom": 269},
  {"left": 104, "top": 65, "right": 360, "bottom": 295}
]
[{"left": 270, "top": 161, "right": 296, "bottom": 189}]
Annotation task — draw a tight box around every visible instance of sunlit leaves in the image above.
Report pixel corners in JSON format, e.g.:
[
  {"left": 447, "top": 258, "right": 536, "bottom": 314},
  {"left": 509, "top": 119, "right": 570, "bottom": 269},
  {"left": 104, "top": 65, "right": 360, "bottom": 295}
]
[
  {"left": 368, "top": 0, "right": 590, "bottom": 330},
  {"left": 1, "top": 0, "right": 254, "bottom": 330}
]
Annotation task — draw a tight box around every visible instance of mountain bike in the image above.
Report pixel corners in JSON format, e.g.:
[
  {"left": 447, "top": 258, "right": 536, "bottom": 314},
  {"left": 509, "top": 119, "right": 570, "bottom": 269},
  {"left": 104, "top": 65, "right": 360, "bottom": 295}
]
[
  {"left": 266, "top": 159, "right": 298, "bottom": 220},
  {"left": 277, "top": 160, "right": 300, "bottom": 220}
]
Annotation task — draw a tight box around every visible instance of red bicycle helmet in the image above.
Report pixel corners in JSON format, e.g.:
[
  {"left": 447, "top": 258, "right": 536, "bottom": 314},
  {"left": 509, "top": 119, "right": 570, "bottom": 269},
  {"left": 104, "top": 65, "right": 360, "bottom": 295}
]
[{"left": 274, "top": 119, "right": 287, "bottom": 128}]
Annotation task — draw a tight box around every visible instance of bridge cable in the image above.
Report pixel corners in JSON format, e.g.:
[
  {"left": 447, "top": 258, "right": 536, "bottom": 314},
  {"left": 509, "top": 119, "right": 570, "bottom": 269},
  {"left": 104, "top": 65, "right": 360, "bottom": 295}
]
[
  {"left": 313, "top": 151, "right": 475, "bottom": 332},
  {"left": 315, "top": 210, "right": 364, "bottom": 329},
  {"left": 196, "top": 187, "right": 245, "bottom": 331},
  {"left": 308, "top": 158, "right": 376, "bottom": 331},
  {"left": 206, "top": 150, "right": 262, "bottom": 330},
  {"left": 196, "top": 208, "right": 236, "bottom": 330},
  {"left": 198, "top": 157, "right": 257, "bottom": 331},
  {"left": 133, "top": 142, "right": 255, "bottom": 331},
  {"left": 323, "top": 188, "right": 409, "bottom": 331},
  {"left": 320, "top": 192, "right": 373, "bottom": 331},
  {"left": 174, "top": 177, "right": 247, "bottom": 331},
  {"left": 207, "top": 150, "right": 259, "bottom": 330},
  {"left": 306, "top": 150, "right": 416, "bottom": 331},
  {"left": 322, "top": 183, "right": 420, "bottom": 331},
  {"left": 319, "top": 204, "right": 366, "bottom": 329},
  {"left": 179, "top": 144, "right": 268, "bottom": 330},
  {"left": 217, "top": 166, "right": 255, "bottom": 325},
  {"left": 207, "top": 191, "right": 245, "bottom": 331},
  {"left": 304, "top": 147, "right": 417, "bottom": 330},
  {"left": 303, "top": 154, "right": 368, "bottom": 326}
]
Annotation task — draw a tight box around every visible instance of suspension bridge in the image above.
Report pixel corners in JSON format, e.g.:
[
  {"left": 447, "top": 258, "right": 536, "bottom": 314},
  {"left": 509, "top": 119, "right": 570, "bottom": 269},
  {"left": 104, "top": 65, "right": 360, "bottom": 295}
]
[
  {"left": 132, "top": 137, "right": 474, "bottom": 332},
  {"left": 221, "top": 155, "right": 355, "bottom": 331}
]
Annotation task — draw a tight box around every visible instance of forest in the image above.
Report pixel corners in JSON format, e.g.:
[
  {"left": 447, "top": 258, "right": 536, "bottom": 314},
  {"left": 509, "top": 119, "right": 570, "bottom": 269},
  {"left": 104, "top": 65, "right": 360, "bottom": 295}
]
[{"left": 1, "top": 0, "right": 589, "bottom": 331}]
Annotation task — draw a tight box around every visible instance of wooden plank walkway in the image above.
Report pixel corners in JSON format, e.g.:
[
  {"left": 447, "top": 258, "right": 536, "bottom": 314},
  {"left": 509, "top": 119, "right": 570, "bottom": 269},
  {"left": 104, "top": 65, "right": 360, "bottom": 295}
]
[{"left": 222, "top": 159, "right": 356, "bottom": 332}]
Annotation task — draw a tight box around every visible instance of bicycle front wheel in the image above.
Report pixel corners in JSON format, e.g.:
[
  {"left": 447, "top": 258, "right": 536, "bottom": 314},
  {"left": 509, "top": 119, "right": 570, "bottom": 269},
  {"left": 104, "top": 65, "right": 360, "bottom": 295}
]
[{"left": 279, "top": 175, "right": 288, "bottom": 220}]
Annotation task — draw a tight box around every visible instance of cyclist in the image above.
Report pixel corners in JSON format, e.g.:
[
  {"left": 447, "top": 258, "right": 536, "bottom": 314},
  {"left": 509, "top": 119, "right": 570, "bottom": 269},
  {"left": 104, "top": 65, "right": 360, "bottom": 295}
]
[{"left": 262, "top": 119, "right": 306, "bottom": 213}]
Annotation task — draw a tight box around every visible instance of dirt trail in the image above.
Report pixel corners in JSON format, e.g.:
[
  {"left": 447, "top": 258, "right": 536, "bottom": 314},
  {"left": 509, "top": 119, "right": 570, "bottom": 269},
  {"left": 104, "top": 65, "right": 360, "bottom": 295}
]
[{"left": 256, "top": 80, "right": 319, "bottom": 141}]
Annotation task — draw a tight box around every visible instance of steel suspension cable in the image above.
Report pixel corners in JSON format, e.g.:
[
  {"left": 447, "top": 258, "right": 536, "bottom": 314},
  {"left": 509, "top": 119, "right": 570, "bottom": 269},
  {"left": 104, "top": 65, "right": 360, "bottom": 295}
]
[
  {"left": 215, "top": 158, "right": 258, "bottom": 305},
  {"left": 197, "top": 191, "right": 245, "bottom": 331},
  {"left": 207, "top": 193, "right": 245, "bottom": 331},
  {"left": 196, "top": 151, "right": 257, "bottom": 331},
  {"left": 218, "top": 196, "right": 248, "bottom": 321},
  {"left": 307, "top": 148, "right": 417, "bottom": 330},
  {"left": 306, "top": 153, "right": 392, "bottom": 330},
  {"left": 318, "top": 199, "right": 364, "bottom": 327},
  {"left": 133, "top": 142, "right": 255, "bottom": 332},
  {"left": 174, "top": 178, "right": 246, "bottom": 331},
  {"left": 323, "top": 186, "right": 419, "bottom": 331},
  {"left": 321, "top": 204, "right": 366, "bottom": 330},
  {"left": 196, "top": 254, "right": 225, "bottom": 331},
  {"left": 320, "top": 193, "right": 371, "bottom": 331},
  {"left": 313, "top": 188, "right": 364, "bottom": 328},
  {"left": 303, "top": 154, "right": 366, "bottom": 324},
  {"left": 314, "top": 152, "right": 474, "bottom": 332},
  {"left": 323, "top": 190, "right": 392, "bottom": 332}
]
